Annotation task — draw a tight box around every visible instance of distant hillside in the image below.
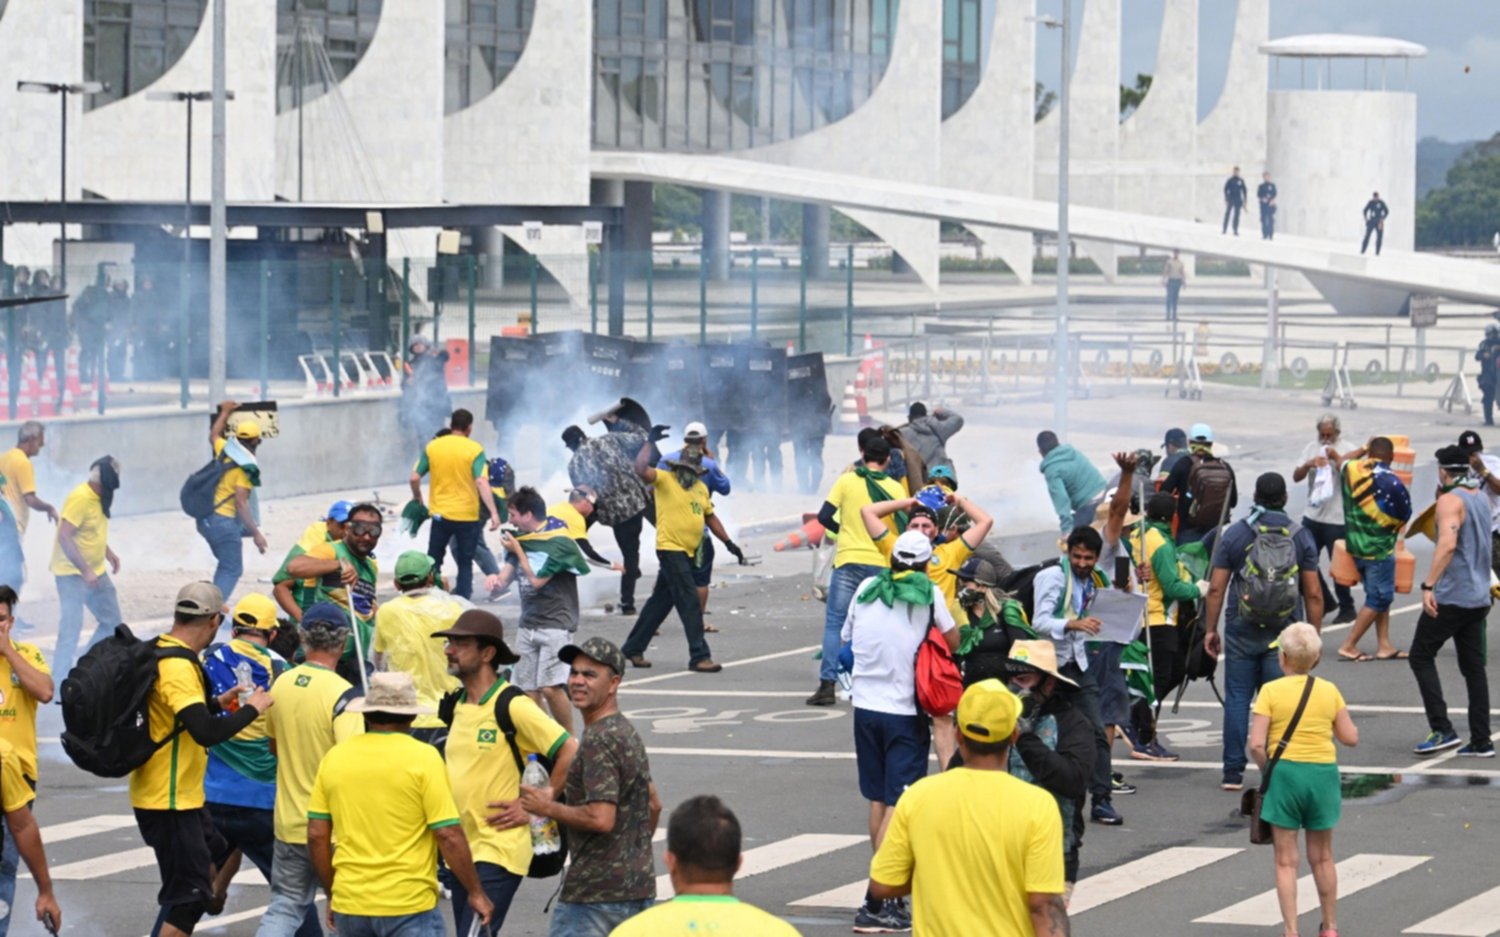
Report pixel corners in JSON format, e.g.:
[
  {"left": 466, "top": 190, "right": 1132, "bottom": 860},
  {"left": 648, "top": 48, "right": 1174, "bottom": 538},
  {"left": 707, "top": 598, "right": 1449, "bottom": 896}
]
[{"left": 1418, "top": 137, "right": 1478, "bottom": 197}]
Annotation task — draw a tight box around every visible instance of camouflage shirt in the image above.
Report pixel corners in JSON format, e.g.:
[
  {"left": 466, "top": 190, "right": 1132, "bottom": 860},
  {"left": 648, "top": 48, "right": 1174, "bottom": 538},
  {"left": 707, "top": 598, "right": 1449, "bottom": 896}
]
[
  {"left": 568, "top": 431, "right": 650, "bottom": 527},
  {"left": 559, "top": 712, "right": 656, "bottom": 904}
]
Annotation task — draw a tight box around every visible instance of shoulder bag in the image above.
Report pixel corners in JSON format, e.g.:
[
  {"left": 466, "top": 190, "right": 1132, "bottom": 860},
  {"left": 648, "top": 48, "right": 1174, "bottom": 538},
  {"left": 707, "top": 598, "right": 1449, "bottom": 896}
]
[{"left": 1242, "top": 675, "right": 1315, "bottom": 845}]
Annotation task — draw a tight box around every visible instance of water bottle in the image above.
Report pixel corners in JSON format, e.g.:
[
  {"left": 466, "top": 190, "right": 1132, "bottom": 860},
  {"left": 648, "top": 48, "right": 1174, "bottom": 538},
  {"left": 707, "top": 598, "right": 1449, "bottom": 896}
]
[
  {"left": 234, "top": 660, "right": 254, "bottom": 709},
  {"left": 522, "top": 754, "right": 562, "bottom": 856}
]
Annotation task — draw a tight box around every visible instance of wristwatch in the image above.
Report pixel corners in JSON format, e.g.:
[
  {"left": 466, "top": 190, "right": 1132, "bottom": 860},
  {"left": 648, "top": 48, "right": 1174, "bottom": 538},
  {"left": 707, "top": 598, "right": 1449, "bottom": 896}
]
[{"left": 1421, "top": 583, "right": 1434, "bottom": 592}]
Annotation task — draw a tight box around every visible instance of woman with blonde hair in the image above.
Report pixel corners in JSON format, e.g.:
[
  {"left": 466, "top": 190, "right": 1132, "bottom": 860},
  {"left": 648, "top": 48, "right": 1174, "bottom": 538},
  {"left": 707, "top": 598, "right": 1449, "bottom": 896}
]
[{"left": 1250, "top": 622, "right": 1359, "bottom": 937}]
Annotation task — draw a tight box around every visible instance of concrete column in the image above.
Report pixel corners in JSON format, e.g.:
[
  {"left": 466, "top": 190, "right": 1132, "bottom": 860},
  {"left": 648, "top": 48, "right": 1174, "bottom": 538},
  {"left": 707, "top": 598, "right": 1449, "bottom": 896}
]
[
  {"left": 473, "top": 226, "right": 506, "bottom": 290},
  {"left": 591, "top": 177, "right": 624, "bottom": 207},
  {"left": 890, "top": 252, "right": 912, "bottom": 276},
  {"left": 623, "top": 180, "right": 654, "bottom": 258},
  {"left": 802, "top": 203, "right": 830, "bottom": 279},
  {"left": 701, "top": 189, "right": 731, "bottom": 282}
]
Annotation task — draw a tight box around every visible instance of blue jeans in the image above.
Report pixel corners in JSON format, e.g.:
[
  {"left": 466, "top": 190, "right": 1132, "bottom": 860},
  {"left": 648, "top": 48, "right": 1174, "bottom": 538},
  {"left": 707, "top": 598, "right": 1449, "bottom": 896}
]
[
  {"left": 1354, "top": 554, "right": 1395, "bottom": 613},
  {"left": 820, "top": 563, "right": 882, "bottom": 682},
  {"left": 0, "top": 800, "right": 33, "bottom": 936},
  {"left": 445, "top": 861, "right": 522, "bottom": 936},
  {"left": 332, "top": 908, "right": 445, "bottom": 937},
  {"left": 208, "top": 805, "right": 321, "bottom": 937},
  {"left": 197, "top": 513, "right": 245, "bottom": 601},
  {"left": 53, "top": 573, "right": 121, "bottom": 682},
  {"left": 257, "top": 840, "right": 324, "bottom": 937},
  {"left": 548, "top": 899, "right": 653, "bottom": 937},
  {"left": 1222, "top": 644, "right": 1284, "bottom": 775},
  {"left": 428, "top": 517, "right": 482, "bottom": 599}
]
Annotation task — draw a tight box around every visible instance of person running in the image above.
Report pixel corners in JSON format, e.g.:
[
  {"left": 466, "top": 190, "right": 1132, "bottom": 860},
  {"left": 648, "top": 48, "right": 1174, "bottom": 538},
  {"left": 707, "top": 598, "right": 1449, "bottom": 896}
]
[
  {"left": 900, "top": 403, "right": 965, "bottom": 481},
  {"left": 49, "top": 456, "right": 122, "bottom": 681},
  {"left": 1409, "top": 446, "right": 1495, "bottom": 757},
  {"left": 433, "top": 609, "right": 578, "bottom": 934},
  {"left": 409, "top": 408, "right": 503, "bottom": 600},
  {"left": 256, "top": 604, "right": 363, "bottom": 937},
  {"left": 307, "top": 671, "right": 493, "bottom": 935},
  {"left": 1334, "top": 437, "right": 1412, "bottom": 662},
  {"left": 198, "top": 401, "right": 269, "bottom": 602},
  {"left": 286, "top": 502, "right": 383, "bottom": 684},
  {"left": 373, "top": 551, "right": 465, "bottom": 748},
  {"left": 0, "top": 585, "right": 53, "bottom": 935},
  {"left": 609, "top": 796, "right": 803, "bottom": 937},
  {"left": 271, "top": 501, "right": 350, "bottom": 622},
  {"left": 1294, "top": 415, "right": 1358, "bottom": 625},
  {"left": 0, "top": 733, "right": 61, "bottom": 935},
  {"left": 133, "top": 582, "right": 274, "bottom": 937},
  {"left": 1037, "top": 431, "right": 1106, "bottom": 533},
  {"left": 620, "top": 443, "right": 743, "bottom": 672},
  {"left": 518, "top": 637, "right": 661, "bottom": 937},
  {"left": 869, "top": 680, "right": 1068, "bottom": 937},
  {"left": 1250, "top": 622, "right": 1359, "bottom": 937}
]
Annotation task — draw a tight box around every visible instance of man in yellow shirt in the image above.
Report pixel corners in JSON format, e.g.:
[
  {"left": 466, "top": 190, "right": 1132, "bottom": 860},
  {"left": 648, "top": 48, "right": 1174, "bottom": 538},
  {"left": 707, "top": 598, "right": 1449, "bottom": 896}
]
[
  {"left": 132, "top": 582, "right": 273, "bottom": 937},
  {"left": 610, "top": 795, "right": 802, "bottom": 937},
  {"left": 258, "top": 603, "right": 362, "bottom": 937},
  {"left": 870, "top": 680, "right": 1069, "bottom": 937},
  {"left": 198, "top": 401, "right": 269, "bottom": 602},
  {"left": 49, "top": 456, "right": 122, "bottom": 680},
  {"left": 809, "top": 435, "right": 905, "bottom": 706},
  {"left": 0, "top": 422, "right": 59, "bottom": 626},
  {"left": 374, "top": 551, "right": 464, "bottom": 747},
  {"left": 0, "top": 584, "right": 53, "bottom": 933},
  {"left": 619, "top": 442, "right": 742, "bottom": 672},
  {"left": 307, "top": 671, "right": 492, "bottom": 934},
  {"left": 432, "top": 609, "right": 577, "bottom": 934},
  {"left": 409, "top": 408, "right": 502, "bottom": 600},
  {"left": 0, "top": 735, "right": 61, "bottom": 934}
]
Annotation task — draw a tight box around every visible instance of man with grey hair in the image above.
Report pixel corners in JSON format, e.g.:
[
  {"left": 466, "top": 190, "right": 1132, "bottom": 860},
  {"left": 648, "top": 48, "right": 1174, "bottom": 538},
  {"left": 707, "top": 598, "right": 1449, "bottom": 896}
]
[
  {"left": 1293, "top": 414, "right": 1357, "bottom": 624},
  {"left": 49, "top": 456, "right": 122, "bottom": 680},
  {"left": 257, "top": 603, "right": 363, "bottom": 937},
  {"left": 0, "top": 422, "right": 59, "bottom": 617}
]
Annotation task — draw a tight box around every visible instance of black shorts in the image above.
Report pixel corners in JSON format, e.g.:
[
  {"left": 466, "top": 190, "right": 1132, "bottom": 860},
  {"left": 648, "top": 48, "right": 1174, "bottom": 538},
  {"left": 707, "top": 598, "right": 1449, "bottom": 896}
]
[
  {"left": 134, "top": 807, "right": 230, "bottom": 910},
  {"left": 692, "top": 538, "right": 716, "bottom": 588}
]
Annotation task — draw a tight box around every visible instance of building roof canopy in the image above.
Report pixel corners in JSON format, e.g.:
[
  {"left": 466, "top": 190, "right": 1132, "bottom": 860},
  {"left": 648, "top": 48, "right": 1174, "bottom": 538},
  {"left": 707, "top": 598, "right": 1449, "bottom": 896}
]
[{"left": 1260, "top": 34, "right": 1427, "bottom": 59}]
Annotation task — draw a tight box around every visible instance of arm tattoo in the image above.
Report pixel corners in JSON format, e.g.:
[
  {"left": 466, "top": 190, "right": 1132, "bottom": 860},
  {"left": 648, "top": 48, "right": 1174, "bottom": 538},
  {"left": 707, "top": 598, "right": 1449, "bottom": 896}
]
[{"left": 1047, "top": 895, "right": 1071, "bottom": 936}]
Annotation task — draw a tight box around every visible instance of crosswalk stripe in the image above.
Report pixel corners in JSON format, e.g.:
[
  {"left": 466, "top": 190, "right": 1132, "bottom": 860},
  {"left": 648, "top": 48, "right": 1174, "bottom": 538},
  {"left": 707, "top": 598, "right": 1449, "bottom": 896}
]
[
  {"left": 789, "top": 878, "right": 867, "bottom": 910},
  {"left": 1403, "top": 885, "right": 1500, "bottom": 936},
  {"left": 40, "top": 814, "right": 138, "bottom": 844},
  {"left": 49, "top": 846, "right": 158, "bottom": 881},
  {"left": 140, "top": 897, "right": 328, "bottom": 937},
  {"left": 1195, "top": 853, "right": 1431, "bottom": 925},
  {"left": 1071, "top": 847, "right": 1243, "bottom": 915},
  {"left": 661, "top": 833, "right": 864, "bottom": 898}
]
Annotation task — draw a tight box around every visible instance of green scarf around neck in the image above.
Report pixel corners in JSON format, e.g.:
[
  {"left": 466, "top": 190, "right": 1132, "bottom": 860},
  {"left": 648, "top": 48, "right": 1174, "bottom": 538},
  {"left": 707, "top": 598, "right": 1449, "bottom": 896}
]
[
  {"left": 857, "top": 569, "right": 934, "bottom": 608},
  {"left": 855, "top": 465, "right": 907, "bottom": 532}
]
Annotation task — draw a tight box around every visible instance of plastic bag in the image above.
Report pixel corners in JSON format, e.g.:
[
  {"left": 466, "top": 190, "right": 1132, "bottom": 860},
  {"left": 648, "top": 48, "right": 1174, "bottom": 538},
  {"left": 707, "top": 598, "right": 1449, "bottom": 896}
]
[{"left": 1308, "top": 464, "right": 1335, "bottom": 509}]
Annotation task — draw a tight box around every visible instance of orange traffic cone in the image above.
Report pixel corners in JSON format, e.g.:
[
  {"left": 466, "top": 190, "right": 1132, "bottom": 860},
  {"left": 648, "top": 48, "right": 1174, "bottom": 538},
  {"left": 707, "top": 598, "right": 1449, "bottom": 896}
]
[
  {"left": 772, "top": 515, "right": 826, "bottom": 552},
  {"left": 38, "top": 353, "right": 57, "bottom": 417}
]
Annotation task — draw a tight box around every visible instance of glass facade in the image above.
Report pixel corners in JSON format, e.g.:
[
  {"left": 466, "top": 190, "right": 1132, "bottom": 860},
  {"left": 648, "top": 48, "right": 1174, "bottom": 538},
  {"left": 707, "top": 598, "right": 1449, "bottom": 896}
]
[
  {"left": 941, "top": 0, "right": 981, "bottom": 118},
  {"left": 444, "top": 0, "right": 535, "bottom": 114},
  {"left": 83, "top": 0, "right": 208, "bottom": 111},
  {"left": 277, "top": 0, "right": 384, "bottom": 114}
]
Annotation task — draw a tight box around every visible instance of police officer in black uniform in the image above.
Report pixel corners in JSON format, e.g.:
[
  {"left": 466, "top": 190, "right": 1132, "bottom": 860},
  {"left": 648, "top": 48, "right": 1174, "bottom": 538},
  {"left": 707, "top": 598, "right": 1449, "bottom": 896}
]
[
  {"left": 1257, "top": 172, "right": 1278, "bottom": 240},
  {"left": 1362, "top": 191, "right": 1390, "bottom": 255},
  {"left": 1222, "top": 167, "right": 1248, "bottom": 236}
]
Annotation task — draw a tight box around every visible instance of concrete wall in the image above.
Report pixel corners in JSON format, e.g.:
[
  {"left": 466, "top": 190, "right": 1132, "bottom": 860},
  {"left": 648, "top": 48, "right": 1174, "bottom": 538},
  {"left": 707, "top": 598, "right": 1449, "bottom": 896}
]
[
  {"left": 1195, "top": 0, "right": 1268, "bottom": 223},
  {"left": 1118, "top": 0, "right": 1197, "bottom": 222}
]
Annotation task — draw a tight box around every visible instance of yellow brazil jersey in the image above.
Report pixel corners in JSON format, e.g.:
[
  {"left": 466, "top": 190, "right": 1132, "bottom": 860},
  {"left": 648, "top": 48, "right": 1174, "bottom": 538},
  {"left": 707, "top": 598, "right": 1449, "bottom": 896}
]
[
  {"left": 266, "top": 662, "right": 363, "bottom": 844},
  {"left": 308, "top": 731, "right": 461, "bottom": 916},
  {"left": 211, "top": 438, "right": 252, "bottom": 518},
  {"left": 416, "top": 434, "right": 486, "bottom": 522},
  {"left": 1252, "top": 676, "right": 1347, "bottom": 765},
  {"left": 0, "top": 447, "right": 37, "bottom": 533},
  {"left": 0, "top": 737, "right": 36, "bottom": 814},
  {"left": 609, "top": 895, "right": 804, "bottom": 937},
  {"left": 49, "top": 482, "right": 109, "bottom": 577},
  {"left": 653, "top": 470, "right": 714, "bottom": 555},
  {"left": 826, "top": 471, "right": 906, "bottom": 569},
  {"left": 129, "top": 636, "right": 210, "bottom": 810},
  {"left": 373, "top": 591, "right": 463, "bottom": 730},
  {"left": 549, "top": 501, "right": 589, "bottom": 540},
  {"left": 0, "top": 640, "right": 52, "bottom": 782},
  {"left": 446, "top": 681, "right": 570, "bottom": 876},
  {"left": 874, "top": 530, "right": 972, "bottom": 607},
  {"left": 871, "top": 768, "right": 1064, "bottom": 937}
]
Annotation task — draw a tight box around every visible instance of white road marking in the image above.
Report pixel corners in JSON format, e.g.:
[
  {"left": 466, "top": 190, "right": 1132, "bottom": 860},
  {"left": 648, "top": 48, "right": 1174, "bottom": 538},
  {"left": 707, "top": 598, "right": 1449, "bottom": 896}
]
[
  {"left": 1403, "top": 730, "right": 1499, "bottom": 774},
  {"left": 1320, "top": 601, "right": 1423, "bottom": 634},
  {"left": 1403, "top": 884, "right": 1500, "bottom": 936},
  {"left": 1071, "top": 847, "right": 1243, "bottom": 915},
  {"left": 49, "top": 846, "right": 158, "bottom": 880},
  {"left": 657, "top": 833, "right": 864, "bottom": 897},
  {"left": 623, "top": 645, "right": 821, "bottom": 687},
  {"left": 620, "top": 689, "right": 812, "bottom": 697},
  {"left": 1195, "top": 853, "right": 1430, "bottom": 925},
  {"left": 40, "top": 813, "right": 138, "bottom": 843},
  {"left": 789, "top": 879, "right": 867, "bottom": 910},
  {"left": 141, "top": 896, "right": 327, "bottom": 937}
]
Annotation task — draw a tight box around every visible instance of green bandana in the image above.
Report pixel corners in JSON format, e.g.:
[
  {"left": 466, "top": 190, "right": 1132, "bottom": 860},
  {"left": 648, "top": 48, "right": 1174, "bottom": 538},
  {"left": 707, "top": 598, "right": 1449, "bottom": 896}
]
[
  {"left": 855, "top": 465, "right": 907, "bottom": 532},
  {"left": 857, "top": 569, "right": 934, "bottom": 608},
  {"left": 957, "top": 610, "right": 996, "bottom": 656}
]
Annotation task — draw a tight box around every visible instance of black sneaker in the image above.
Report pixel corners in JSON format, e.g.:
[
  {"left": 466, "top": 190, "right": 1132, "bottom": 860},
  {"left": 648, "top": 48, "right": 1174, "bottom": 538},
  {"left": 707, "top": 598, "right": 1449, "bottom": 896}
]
[
  {"left": 619, "top": 604, "right": 637, "bottom": 616},
  {"left": 1221, "top": 770, "right": 1245, "bottom": 791},
  {"left": 1458, "top": 742, "right": 1497, "bottom": 758},
  {"left": 1110, "top": 772, "right": 1137, "bottom": 795},
  {"left": 1331, "top": 609, "right": 1357, "bottom": 625},
  {"left": 806, "top": 680, "right": 837, "bottom": 707}
]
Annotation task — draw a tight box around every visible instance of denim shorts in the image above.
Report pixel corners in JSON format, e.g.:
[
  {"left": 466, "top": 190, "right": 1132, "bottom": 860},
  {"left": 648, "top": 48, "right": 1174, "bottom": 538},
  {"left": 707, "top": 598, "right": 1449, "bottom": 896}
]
[
  {"left": 1354, "top": 555, "right": 1395, "bottom": 612},
  {"left": 853, "top": 708, "right": 931, "bottom": 806}
]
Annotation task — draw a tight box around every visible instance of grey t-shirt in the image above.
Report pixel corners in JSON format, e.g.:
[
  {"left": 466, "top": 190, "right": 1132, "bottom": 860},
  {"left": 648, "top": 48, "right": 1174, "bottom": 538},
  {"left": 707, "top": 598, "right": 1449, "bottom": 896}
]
[{"left": 505, "top": 552, "right": 580, "bottom": 632}]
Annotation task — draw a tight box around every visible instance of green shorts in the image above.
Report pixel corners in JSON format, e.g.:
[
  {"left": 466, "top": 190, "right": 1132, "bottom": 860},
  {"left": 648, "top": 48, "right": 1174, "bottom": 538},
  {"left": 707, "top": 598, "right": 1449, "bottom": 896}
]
[{"left": 1261, "top": 760, "right": 1342, "bottom": 831}]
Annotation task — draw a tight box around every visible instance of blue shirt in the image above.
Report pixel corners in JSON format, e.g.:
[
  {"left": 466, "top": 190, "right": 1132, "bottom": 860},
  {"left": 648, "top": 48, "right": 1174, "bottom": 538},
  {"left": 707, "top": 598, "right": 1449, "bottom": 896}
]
[
  {"left": 1209, "top": 511, "right": 1319, "bottom": 656},
  {"left": 658, "top": 450, "right": 731, "bottom": 496}
]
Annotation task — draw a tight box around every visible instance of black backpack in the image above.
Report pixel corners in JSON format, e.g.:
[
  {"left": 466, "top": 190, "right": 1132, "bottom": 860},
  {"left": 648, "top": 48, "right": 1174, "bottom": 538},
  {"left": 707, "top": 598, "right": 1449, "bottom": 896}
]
[
  {"left": 1236, "top": 522, "right": 1301, "bottom": 628},
  {"left": 1004, "top": 559, "right": 1062, "bottom": 622},
  {"left": 1186, "top": 455, "right": 1235, "bottom": 530},
  {"left": 180, "top": 450, "right": 236, "bottom": 520},
  {"left": 60, "top": 625, "right": 207, "bottom": 778},
  {"left": 438, "top": 684, "right": 567, "bottom": 878}
]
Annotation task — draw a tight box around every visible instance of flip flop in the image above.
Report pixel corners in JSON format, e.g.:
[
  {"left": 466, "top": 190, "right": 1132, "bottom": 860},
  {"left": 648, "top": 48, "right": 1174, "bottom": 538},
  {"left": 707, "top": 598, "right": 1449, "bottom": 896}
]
[
  {"left": 1338, "top": 651, "right": 1374, "bottom": 662},
  {"left": 1376, "top": 650, "right": 1410, "bottom": 661},
  {"left": 704, "top": 623, "right": 721, "bottom": 633}
]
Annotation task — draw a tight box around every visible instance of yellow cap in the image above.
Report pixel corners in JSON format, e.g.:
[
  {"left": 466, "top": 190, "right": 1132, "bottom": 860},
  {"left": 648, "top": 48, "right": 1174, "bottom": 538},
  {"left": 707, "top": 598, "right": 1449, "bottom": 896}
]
[
  {"left": 233, "top": 418, "right": 263, "bottom": 440},
  {"left": 232, "top": 593, "right": 280, "bottom": 631},
  {"left": 956, "top": 679, "right": 1023, "bottom": 744}
]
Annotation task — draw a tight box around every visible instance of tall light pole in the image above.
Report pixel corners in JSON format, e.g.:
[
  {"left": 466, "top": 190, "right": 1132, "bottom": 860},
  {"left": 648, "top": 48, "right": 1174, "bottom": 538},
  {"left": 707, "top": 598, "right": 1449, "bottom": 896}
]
[
  {"left": 147, "top": 90, "right": 234, "bottom": 408},
  {"left": 1034, "top": 2, "right": 1072, "bottom": 436},
  {"left": 209, "top": 0, "right": 229, "bottom": 403},
  {"left": 15, "top": 81, "right": 107, "bottom": 286}
]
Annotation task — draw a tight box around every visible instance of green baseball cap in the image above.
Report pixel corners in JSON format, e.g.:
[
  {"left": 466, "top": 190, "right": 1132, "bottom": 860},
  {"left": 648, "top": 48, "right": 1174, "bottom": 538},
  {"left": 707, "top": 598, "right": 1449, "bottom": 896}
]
[{"left": 394, "top": 550, "right": 437, "bottom": 587}]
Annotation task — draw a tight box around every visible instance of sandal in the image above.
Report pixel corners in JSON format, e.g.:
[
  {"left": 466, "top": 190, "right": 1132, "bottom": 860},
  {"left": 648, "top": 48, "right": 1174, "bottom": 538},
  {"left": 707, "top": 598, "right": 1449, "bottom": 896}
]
[
  {"left": 1318, "top": 925, "right": 1339, "bottom": 937},
  {"left": 1338, "top": 650, "right": 1373, "bottom": 662},
  {"left": 704, "top": 623, "right": 721, "bottom": 633},
  {"left": 1375, "top": 649, "right": 1409, "bottom": 661}
]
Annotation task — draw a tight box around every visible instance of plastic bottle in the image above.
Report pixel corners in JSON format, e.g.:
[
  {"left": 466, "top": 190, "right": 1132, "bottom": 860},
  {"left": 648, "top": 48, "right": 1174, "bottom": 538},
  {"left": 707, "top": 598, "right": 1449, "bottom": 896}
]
[
  {"left": 523, "top": 755, "right": 562, "bottom": 855},
  {"left": 234, "top": 661, "right": 254, "bottom": 709}
]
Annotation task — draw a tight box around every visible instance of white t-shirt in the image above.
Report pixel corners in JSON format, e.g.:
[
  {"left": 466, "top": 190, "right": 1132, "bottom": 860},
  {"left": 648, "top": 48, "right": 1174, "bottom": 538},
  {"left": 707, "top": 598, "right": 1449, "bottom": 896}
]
[
  {"left": 1479, "top": 453, "right": 1500, "bottom": 532},
  {"left": 841, "top": 579, "right": 957, "bottom": 717},
  {"left": 1300, "top": 440, "right": 1345, "bottom": 525}
]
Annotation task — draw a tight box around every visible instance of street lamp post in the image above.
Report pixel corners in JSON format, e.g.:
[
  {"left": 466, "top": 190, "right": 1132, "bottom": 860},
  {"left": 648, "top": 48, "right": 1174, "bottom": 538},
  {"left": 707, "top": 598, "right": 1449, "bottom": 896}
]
[
  {"left": 15, "top": 81, "right": 107, "bottom": 285},
  {"left": 1034, "top": 2, "right": 1073, "bottom": 436}
]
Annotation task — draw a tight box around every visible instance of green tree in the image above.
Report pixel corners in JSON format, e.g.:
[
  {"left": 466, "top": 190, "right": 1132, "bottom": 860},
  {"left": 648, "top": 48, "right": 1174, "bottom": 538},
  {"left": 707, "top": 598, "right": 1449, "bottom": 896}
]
[
  {"left": 1416, "top": 132, "right": 1500, "bottom": 248},
  {"left": 1119, "top": 73, "right": 1152, "bottom": 118},
  {"left": 1034, "top": 82, "right": 1056, "bottom": 122}
]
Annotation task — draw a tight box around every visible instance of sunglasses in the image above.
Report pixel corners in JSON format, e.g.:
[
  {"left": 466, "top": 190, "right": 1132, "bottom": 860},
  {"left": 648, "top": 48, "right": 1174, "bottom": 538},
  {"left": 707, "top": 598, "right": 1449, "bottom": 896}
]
[{"left": 347, "top": 521, "right": 383, "bottom": 537}]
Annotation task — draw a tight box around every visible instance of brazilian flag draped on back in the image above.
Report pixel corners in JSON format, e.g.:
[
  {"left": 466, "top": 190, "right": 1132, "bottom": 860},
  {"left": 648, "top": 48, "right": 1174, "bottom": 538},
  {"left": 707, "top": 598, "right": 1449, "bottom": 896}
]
[
  {"left": 1340, "top": 460, "right": 1411, "bottom": 559},
  {"left": 518, "top": 516, "right": 591, "bottom": 577}
]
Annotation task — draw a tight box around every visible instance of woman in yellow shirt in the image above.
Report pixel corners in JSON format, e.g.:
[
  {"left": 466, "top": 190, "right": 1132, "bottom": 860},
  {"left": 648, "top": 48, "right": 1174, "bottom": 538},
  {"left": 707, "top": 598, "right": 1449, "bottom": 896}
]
[{"left": 1250, "top": 622, "right": 1360, "bottom": 937}]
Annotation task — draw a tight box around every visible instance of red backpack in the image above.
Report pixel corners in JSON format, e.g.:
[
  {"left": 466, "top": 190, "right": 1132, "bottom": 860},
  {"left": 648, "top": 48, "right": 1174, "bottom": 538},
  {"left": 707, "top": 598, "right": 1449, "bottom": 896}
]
[{"left": 915, "top": 611, "right": 962, "bottom": 717}]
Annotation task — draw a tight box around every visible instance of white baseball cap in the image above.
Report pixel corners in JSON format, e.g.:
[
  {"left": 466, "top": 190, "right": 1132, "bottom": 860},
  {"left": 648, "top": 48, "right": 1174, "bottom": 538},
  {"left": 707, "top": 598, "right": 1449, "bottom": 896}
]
[
  {"left": 892, "top": 530, "right": 933, "bottom": 565},
  {"left": 684, "top": 421, "right": 708, "bottom": 441}
]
